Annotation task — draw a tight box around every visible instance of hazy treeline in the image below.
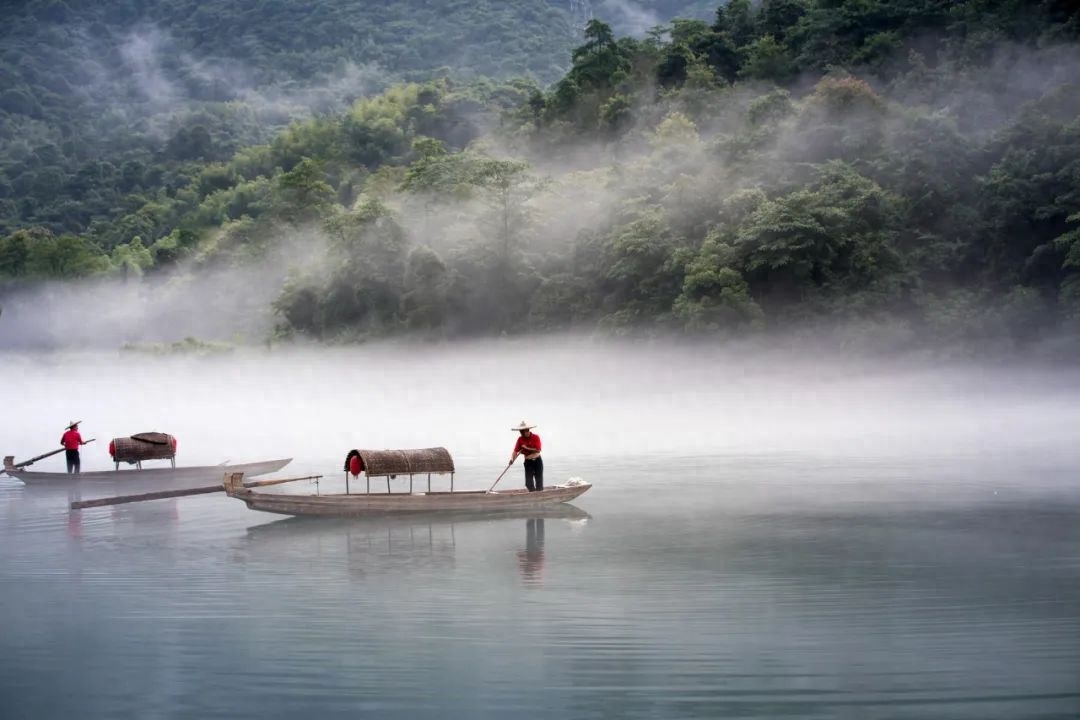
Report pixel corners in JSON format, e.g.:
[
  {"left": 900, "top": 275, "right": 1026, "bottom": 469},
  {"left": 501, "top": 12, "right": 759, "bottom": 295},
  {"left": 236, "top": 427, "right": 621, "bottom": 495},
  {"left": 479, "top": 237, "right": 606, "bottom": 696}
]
[
  {"left": 0, "top": 0, "right": 585, "bottom": 236},
  {"left": 2, "top": 0, "right": 1080, "bottom": 349},
  {"left": 0, "top": 0, "right": 717, "bottom": 239}
]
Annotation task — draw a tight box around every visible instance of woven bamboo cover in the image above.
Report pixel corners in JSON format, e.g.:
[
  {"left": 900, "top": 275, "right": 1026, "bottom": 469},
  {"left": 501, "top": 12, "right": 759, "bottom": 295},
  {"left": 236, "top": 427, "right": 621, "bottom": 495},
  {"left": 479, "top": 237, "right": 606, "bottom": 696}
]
[
  {"left": 357, "top": 447, "right": 454, "bottom": 477},
  {"left": 131, "top": 432, "right": 172, "bottom": 445},
  {"left": 112, "top": 433, "right": 176, "bottom": 463}
]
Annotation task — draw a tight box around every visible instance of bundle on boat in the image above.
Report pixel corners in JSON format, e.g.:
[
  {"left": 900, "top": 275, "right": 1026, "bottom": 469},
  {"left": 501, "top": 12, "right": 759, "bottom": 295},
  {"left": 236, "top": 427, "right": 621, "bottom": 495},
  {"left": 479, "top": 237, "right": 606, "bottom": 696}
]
[
  {"left": 343, "top": 447, "right": 455, "bottom": 493},
  {"left": 109, "top": 432, "right": 178, "bottom": 468}
]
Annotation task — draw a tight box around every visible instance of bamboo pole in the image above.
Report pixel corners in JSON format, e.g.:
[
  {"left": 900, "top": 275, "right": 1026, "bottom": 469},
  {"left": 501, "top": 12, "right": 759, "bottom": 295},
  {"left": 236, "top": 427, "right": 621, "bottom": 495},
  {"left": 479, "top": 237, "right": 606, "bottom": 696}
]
[
  {"left": 69, "top": 474, "right": 321, "bottom": 510},
  {"left": 487, "top": 463, "right": 512, "bottom": 492},
  {"left": 7, "top": 439, "right": 96, "bottom": 472}
]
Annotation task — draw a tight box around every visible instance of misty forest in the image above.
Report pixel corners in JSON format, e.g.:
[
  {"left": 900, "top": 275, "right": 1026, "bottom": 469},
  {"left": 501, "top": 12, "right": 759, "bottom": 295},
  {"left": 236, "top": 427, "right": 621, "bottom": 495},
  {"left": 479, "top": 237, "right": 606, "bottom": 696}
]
[{"left": 2, "top": 0, "right": 1080, "bottom": 350}]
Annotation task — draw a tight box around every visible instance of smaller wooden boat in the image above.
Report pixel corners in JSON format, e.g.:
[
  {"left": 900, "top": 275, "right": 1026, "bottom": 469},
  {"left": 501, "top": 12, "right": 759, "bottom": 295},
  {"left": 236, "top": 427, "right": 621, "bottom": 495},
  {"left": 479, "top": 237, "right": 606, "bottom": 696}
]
[
  {"left": 222, "top": 446, "right": 591, "bottom": 518},
  {"left": 3, "top": 455, "right": 292, "bottom": 486}
]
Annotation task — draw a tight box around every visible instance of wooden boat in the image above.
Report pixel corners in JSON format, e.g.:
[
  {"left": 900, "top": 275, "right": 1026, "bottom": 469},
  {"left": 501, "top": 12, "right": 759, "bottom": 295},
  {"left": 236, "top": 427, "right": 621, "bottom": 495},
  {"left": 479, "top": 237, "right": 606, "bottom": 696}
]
[
  {"left": 222, "top": 446, "right": 591, "bottom": 518},
  {"left": 3, "top": 455, "right": 292, "bottom": 486},
  {"left": 224, "top": 474, "right": 592, "bottom": 517}
]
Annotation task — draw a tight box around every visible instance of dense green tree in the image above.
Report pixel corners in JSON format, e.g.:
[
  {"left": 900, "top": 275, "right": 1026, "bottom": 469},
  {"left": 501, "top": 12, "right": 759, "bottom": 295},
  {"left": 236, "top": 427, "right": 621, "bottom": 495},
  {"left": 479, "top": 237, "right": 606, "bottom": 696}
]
[
  {"left": 759, "top": 0, "right": 808, "bottom": 42},
  {"left": 716, "top": 0, "right": 758, "bottom": 49},
  {"left": 598, "top": 207, "right": 685, "bottom": 326},
  {"left": 0, "top": 228, "right": 33, "bottom": 276},
  {"left": 732, "top": 163, "right": 906, "bottom": 312},
  {"left": 21, "top": 228, "right": 110, "bottom": 278},
  {"left": 675, "top": 233, "right": 765, "bottom": 331},
  {"left": 546, "top": 20, "right": 634, "bottom": 128},
  {"left": 739, "top": 35, "right": 796, "bottom": 81},
  {"left": 274, "top": 158, "right": 334, "bottom": 224}
]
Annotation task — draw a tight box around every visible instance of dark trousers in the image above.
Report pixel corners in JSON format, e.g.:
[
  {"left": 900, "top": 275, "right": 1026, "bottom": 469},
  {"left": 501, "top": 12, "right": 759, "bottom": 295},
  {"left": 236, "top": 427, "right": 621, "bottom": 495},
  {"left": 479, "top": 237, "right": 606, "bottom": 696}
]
[
  {"left": 524, "top": 456, "right": 543, "bottom": 491},
  {"left": 65, "top": 449, "right": 80, "bottom": 474}
]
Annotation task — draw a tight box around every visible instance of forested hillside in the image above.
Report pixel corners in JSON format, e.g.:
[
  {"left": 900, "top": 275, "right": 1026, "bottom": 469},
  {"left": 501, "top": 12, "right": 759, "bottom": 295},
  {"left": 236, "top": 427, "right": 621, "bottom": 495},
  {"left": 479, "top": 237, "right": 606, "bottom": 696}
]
[
  {"left": 0, "top": 0, "right": 584, "bottom": 235},
  {"left": 2, "top": 0, "right": 1080, "bottom": 350},
  {"left": 0, "top": 0, "right": 717, "bottom": 238}
]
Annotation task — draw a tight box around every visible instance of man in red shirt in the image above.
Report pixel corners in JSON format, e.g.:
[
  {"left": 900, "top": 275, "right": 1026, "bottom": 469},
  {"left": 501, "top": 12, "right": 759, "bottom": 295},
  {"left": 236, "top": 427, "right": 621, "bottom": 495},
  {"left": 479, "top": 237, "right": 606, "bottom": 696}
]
[
  {"left": 60, "top": 420, "right": 86, "bottom": 474},
  {"left": 508, "top": 421, "right": 543, "bottom": 492}
]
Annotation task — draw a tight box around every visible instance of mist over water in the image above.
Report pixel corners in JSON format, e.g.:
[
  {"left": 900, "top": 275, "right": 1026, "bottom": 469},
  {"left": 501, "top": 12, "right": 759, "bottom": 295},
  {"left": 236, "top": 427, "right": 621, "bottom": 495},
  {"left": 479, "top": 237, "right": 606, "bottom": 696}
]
[
  {"left": 1, "top": 341, "right": 1079, "bottom": 718},
  {"left": 4, "top": 340, "right": 1080, "bottom": 477}
]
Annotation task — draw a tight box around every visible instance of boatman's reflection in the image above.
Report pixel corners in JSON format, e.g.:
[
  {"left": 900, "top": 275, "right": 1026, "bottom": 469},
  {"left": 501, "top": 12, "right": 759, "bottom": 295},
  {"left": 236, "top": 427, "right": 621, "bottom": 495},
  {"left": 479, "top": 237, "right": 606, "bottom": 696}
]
[{"left": 517, "top": 518, "right": 545, "bottom": 586}]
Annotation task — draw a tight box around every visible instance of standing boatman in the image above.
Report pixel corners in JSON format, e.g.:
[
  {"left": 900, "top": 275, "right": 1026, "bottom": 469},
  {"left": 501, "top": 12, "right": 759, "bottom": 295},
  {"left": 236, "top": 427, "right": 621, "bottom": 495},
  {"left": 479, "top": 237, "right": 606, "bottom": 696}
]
[
  {"left": 60, "top": 420, "right": 87, "bottom": 474},
  {"left": 508, "top": 420, "right": 543, "bottom": 492}
]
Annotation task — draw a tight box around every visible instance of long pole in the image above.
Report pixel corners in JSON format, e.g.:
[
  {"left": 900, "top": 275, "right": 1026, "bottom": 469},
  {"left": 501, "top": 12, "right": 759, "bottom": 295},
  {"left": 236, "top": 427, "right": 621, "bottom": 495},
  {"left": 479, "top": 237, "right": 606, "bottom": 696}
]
[
  {"left": 4, "top": 439, "right": 97, "bottom": 474},
  {"left": 70, "top": 474, "right": 320, "bottom": 510},
  {"left": 487, "top": 463, "right": 512, "bottom": 492}
]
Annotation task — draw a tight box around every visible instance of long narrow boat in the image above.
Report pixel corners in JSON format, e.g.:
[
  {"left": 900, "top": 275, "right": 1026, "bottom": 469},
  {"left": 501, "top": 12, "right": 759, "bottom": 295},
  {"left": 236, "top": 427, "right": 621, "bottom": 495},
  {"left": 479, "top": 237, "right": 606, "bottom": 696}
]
[
  {"left": 3, "top": 455, "right": 292, "bottom": 486},
  {"left": 222, "top": 446, "right": 591, "bottom": 518},
  {"left": 225, "top": 474, "right": 591, "bottom": 517}
]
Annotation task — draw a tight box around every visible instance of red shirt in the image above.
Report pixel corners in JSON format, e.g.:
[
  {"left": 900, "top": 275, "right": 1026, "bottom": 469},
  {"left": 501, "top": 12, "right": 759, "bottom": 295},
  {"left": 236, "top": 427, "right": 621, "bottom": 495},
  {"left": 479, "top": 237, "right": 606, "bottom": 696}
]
[
  {"left": 514, "top": 433, "right": 541, "bottom": 455},
  {"left": 61, "top": 429, "right": 83, "bottom": 450}
]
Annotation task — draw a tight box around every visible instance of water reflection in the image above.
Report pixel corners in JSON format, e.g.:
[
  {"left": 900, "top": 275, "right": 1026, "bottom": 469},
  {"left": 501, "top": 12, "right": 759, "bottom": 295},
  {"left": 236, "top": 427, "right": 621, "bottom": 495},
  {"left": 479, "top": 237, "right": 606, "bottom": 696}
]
[
  {"left": 62, "top": 486, "right": 182, "bottom": 537},
  {"left": 234, "top": 505, "right": 590, "bottom": 580},
  {"left": 5, "top": 447, "right": 1080, "bottom": 719},
  {"left": 0, "top": 481, "right": 180, "bottom": 537},
  {"left": 517, "top": 518, "right": 545, "bottom": 587}
]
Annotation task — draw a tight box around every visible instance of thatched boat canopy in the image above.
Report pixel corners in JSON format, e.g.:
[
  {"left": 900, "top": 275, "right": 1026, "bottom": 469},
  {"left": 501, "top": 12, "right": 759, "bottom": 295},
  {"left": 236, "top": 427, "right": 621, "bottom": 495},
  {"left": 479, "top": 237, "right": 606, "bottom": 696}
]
[
  {"left": 356, "top": 447, "right": 454, "bottom": 478},
  {"left": 110, "top": 432, "right": 177, "bottom": 464}
]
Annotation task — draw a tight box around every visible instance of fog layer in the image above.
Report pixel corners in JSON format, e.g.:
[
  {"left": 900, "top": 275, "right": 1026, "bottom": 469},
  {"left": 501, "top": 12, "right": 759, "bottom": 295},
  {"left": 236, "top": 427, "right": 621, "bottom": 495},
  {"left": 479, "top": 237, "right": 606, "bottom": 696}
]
[{"left": 3, "top": 341, "right": 1078, "bottom": 502}]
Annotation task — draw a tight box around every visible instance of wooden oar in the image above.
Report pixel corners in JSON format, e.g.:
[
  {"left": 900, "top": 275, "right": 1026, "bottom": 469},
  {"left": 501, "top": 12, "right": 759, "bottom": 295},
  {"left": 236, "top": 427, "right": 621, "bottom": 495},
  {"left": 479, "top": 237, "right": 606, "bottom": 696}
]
[
  {"left": 70, "top": 474, "right": 321, "bottom": 510},
  {"left": 2, "top": 440, "right": 96, "bottom": 475}
]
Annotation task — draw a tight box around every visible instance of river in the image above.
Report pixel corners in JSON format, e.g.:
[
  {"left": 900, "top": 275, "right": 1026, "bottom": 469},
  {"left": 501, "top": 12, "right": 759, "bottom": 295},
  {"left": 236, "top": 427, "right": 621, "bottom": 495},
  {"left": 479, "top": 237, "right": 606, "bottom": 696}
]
[{"left": 1, "top": 340, "right": 1078, "bottom": 719}]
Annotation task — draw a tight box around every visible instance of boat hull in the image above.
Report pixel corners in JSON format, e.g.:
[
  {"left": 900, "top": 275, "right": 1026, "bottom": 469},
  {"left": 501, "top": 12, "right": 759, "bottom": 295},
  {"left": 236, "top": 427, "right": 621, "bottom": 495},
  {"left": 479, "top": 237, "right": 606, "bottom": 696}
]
[
  {"left": 231, "top": 483, "right": 592, "bottom": 517},
  {"left": 4, "top": 458, "right": 292, "bottom": 486}
]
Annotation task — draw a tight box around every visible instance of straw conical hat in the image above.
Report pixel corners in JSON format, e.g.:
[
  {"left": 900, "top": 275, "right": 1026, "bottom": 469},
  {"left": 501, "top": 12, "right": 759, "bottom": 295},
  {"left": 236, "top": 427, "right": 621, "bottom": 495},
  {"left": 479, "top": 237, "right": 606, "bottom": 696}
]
[
  {"left": 511, "top": 420, "right": 536, "bottom": 431},
  {"left": 66, "top": 420, "right": 81, "bottom": 429}
]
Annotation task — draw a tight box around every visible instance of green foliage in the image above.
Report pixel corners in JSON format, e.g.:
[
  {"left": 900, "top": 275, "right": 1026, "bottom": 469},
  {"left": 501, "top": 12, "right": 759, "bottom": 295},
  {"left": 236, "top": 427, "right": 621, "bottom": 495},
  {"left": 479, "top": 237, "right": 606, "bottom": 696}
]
[
  {"left": 111, "top": 237, "right": 154, "bottom": 278},
  {"left": 0, "top": 0, "right": 580, "bottom": 235},
  {"left": 1, "top": 227, "right": 110, "bottom": 278},
  {"left": 782, "top": 75, "right": 889, "bottom": 167},
  {"left": 597, "top": 207, "right": 685, "bottom": 326},
  {"left": 739, "top": 35, "right": 796, "bottom": 82},
  {"left": 546, "top": 20, "right": 639, "bottom": 130},
  {"left": 0, "top": 228, "right": 32, "bottom": 277},
  {"left": 733, "top": 163, "right": 904, "bottom": 311},
  {"left": 275, "top": 158, "right": 335, "bottom": 224},
  {"left": 273, "top": 198, "right": 409, "bottom": 339},
  {"left": 675, "top": 233, "right": 764, "bottom": 331},
  {"left": 3, "top": 0, "right": 1080, "bottom": 350},
  {"left": 976, "top": 91, "right": 1080, "bottom": 291}
]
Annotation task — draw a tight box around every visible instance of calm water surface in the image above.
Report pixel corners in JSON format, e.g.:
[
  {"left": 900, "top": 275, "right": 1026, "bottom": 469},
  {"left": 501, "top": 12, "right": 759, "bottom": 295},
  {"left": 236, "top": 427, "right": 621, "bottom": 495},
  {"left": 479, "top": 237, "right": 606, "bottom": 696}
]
[{"left": 1, "top": 346, "right": 1079, "bottom": 719}]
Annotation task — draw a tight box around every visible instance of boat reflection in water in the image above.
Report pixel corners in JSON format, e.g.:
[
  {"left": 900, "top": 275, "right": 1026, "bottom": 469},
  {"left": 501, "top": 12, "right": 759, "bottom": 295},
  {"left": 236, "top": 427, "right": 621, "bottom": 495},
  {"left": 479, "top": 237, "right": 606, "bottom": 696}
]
[
  {"left": 235, "top": 505, "right": 591, "bottom": 581},
  {"left": 0, "top": 482, "right": 184, "bottom": 539}
]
